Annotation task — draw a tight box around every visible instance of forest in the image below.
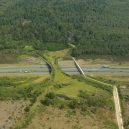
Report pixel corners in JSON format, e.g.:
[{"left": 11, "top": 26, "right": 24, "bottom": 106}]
[{"left": 0, "top": 0, "right": 129, "bottom": 56}]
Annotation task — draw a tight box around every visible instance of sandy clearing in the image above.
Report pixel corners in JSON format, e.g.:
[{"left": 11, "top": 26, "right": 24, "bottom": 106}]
[
  {"left": 26, "top": 106, "right": 116, "bottom": 129},
  {"left": 0, "top": 100, "right": 30, "bottom": 129}
]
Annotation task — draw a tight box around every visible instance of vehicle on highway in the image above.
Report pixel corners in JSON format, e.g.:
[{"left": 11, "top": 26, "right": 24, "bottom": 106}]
[
  {"left": 101, "top": 65, "right": 110, "bottom": 68},
  {"left": 24, "top": 70, "right": 29, "bottom": 73}
]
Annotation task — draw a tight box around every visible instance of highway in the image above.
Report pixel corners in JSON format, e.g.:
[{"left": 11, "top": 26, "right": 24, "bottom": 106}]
[
  {"left": 60, "top": 65, "right": 129, "bottom": 75},
  {"left": 0, "top": 64, "right": 128, "bottom": 75},
  {"left": 0, "top": 65, "right": 50, "bottom": 75}
]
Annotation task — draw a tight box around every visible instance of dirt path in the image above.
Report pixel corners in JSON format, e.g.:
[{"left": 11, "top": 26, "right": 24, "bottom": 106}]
[{"left": 113, "top": 86, "right": 124, "bottom": 129}]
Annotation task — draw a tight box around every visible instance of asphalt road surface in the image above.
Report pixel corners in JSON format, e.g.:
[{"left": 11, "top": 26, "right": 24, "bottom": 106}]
[
  {"left": 0, "top": 64, "right": 129, "bottom": 75},
  {"left": 0, "top": 65, "right": 50, "bottom": 75},
  {"left": 60, "top": 65, "right": 129, "bottom": 75}
]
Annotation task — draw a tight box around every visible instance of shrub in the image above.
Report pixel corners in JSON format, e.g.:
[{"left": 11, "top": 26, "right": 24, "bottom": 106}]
[
  {"left": 41, "top": 97, "right": 54, "bottom": 106},
  {"left": 68, "top": 99, "right": 78, "bottom": 109},
  {"left": 24, "top": 106, "right": 30, "bottom": 112},
  {"left": 78, "top": 91, "right": 106, "bottom": 111},
  {"left": 46, "top": 92, "right": 56, "bottom": 99}
]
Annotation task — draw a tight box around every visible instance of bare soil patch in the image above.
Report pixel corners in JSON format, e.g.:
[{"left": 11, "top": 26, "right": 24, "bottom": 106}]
[
  {"left": 0, "top": 100, "right": 30, "bottom": 129},
  {"left": 18, "top": 55, "right": 45, "bottom": 65},
  {"left": 58, "top": 59, "right": 75, "bottom": 67},
  {"left": 94, "top": 75, "right": 129, "bottom": 82},
  {"left": 77, "top": 58, "right": 129, "bottom": 66},
  {"left": 26, "top": 106, "right": 116, "bottom": 129}
]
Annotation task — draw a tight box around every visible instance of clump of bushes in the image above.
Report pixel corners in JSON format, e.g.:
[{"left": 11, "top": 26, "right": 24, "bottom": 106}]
[
  {"left": 24, "top": 106, "right": 30, "bottom": 112},
  {"left": 41, "top": 92, "right": 68, "bottom": 109},
  {"left": 46, "top": 92, "right": 56, "bottom": 99},
  {"left": 78, "top": 91, "right": 106, "bottom": 110},
  {"left": 124, "top": 117, "right": 129, "bottom": 128},
  {"left": 54, "top": 83, "right": 70, "bottom": 89},
  {"left": 41, "top": 92, "right": 57, "bottom": 106},
  {"left": 68, "top": 99, "right": 78, "bottom": 109},
  {"left": 41, "top": 91, "right": 110, "bottom": 114},
  {"left": 68, "top": 90, "right": 108, "bottom": 113}
]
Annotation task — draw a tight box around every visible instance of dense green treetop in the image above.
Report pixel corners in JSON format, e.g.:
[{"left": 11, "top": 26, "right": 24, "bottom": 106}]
[{"left": 0, "top": 0, "right": 129, "bottom": 56}]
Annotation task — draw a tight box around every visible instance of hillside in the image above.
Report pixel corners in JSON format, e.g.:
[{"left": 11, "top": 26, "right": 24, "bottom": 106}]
[{"left": 0, "top": 0, "right": 129, "bottom": 56}]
